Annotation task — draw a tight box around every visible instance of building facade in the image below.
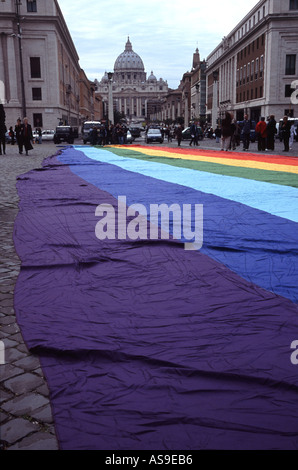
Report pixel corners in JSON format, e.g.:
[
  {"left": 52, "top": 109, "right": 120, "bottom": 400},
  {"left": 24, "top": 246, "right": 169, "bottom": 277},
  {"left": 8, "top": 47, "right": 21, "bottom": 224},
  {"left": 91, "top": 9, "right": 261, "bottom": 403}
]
[
  {"left": 0, "top": 0, "right": 99, "bottom": 130},
  {"left": 206, "top": 0, "right": 298, "bottom": 126},
  {"left": 95, "top": 38, "right": 168, "bottom": 124}
]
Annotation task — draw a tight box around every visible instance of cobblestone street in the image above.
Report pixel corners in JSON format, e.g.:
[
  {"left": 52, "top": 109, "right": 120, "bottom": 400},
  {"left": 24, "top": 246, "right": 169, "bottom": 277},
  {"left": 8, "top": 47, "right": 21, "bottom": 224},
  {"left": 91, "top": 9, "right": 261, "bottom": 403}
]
[{"left": 0, "top": 142, "right": 59, "bottom": 450}]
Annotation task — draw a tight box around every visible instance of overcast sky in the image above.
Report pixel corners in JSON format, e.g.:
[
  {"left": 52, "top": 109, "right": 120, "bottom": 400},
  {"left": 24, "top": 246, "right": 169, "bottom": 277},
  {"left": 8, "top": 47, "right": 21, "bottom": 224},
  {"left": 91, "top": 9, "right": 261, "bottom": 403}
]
[{"left": 58, "top": 0, "right": 260, "bottom": 89}]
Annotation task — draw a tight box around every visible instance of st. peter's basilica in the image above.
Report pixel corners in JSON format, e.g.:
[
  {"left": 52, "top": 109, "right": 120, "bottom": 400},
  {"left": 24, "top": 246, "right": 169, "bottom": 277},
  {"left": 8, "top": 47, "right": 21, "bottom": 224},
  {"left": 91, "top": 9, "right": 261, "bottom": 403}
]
[{"left": 95, "top": 38, "right": 169, "bottom": 123}]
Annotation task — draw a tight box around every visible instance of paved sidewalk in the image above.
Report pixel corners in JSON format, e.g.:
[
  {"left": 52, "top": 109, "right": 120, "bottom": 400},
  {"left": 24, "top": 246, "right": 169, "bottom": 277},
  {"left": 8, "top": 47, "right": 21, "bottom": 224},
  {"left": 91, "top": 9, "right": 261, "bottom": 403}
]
[{"left": 0, "top": 142, "right": 59, "bottom": 450}]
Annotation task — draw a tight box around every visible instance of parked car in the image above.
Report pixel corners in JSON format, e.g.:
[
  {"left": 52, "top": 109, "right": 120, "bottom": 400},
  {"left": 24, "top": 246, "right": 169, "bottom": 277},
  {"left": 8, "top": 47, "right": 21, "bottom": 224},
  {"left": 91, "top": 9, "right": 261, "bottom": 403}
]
[
  {"left": 145, "top": 128, "right": 164, "bottom": 144},
  {"left": 5, "top": 130, "right": 11, "bottom": 143},
  {"left": 81, "top": 121, "right": 101, "bottom": 144},
  {"left": 126, "top": 130, "right": 134, "bottom": 144},
  {"left": 41, "top": 130, "right": 55, "bottom": 141},
  {"left": 182, "top": 126, "right": 204, "bottom": 141},
  {"left": 129, "top": 127, "right": 142, "bottom": 139},
  {"left": 53, "top": 126, "right": 75, "bottom": 144}
]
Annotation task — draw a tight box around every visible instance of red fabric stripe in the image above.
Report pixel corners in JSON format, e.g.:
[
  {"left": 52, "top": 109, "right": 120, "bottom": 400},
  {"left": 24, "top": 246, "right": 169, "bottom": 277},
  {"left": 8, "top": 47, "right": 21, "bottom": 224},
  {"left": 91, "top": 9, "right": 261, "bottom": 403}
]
[{"left": 130, "top": 145, "right": 298, "bottom": 167}]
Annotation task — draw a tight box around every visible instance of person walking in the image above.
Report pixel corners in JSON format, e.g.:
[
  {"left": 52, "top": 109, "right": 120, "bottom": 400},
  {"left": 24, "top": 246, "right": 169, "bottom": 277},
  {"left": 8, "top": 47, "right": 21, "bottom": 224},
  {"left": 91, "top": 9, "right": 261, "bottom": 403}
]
[
  {"left": 242, "top": 114, "right": 251, "bottom": 151},
  {"left": 189, "top": 122, "right": 199, "bottom": 146},
  {"left": 21, "top": 117, "right": 33, "bottom": 156},
  {"left": 176, "top": 125, "right": 183, "bottom": 147},
  {"left": 281, "top": 116, "right": 291, "bottom": 152},
  {"left": 220, "top": 112, "right": 232, "bottom": 151},
  {"left": 214, "top": 126, "right": 221, "bottom": 144},
  {"left": 266, "top": 115, "right": 277, "bottom": 151},
  {"left": 15, "top": 118, "right": 24, "bottom": 154},
  {"left": 255, "top": 117, "right": 267, "bottom": 151}
]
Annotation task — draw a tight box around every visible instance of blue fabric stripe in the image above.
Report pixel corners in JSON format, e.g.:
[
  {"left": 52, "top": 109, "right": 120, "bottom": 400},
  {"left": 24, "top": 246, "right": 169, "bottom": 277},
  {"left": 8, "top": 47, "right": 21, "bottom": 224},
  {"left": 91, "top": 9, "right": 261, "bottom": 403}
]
[
  {"left": 74, "top": 146, "right": 298, "bottom": 223},
  {"left": 57, "top": 147, "right": 298, "bottom": 303}
]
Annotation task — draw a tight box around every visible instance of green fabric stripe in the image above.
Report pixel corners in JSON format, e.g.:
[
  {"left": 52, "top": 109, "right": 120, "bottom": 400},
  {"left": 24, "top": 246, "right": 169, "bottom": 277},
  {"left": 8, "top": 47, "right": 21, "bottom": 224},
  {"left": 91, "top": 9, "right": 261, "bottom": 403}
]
[{"left": 104, "top": 147, "right": 298, "bottom": 188}]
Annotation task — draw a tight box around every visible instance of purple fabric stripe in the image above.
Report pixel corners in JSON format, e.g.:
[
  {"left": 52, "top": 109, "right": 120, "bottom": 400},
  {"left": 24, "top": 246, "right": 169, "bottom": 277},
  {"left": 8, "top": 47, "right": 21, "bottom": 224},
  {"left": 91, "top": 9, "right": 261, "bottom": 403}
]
[{"left": 13, "top": 154, "right": 298, "bottom": 450}]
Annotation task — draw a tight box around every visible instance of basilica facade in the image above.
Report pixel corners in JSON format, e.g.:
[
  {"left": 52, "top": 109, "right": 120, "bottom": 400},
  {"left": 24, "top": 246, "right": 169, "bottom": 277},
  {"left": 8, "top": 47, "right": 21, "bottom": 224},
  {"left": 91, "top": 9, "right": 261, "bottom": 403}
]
[{"left": 95, "top": 38, "right": 168, "bottom": 123}]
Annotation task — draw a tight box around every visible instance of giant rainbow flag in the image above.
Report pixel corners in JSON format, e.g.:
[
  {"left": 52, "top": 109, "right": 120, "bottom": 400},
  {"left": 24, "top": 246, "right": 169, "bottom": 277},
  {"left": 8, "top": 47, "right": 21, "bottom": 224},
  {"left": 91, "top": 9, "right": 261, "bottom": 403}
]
[{"left": 13, "top": 144, "right": 298, "bottom": 450}]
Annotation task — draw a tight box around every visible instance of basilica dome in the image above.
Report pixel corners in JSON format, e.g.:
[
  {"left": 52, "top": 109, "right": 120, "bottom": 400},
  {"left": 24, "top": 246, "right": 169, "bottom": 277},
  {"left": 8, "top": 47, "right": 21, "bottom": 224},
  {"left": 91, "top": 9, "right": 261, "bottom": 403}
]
[{"left": 114, "top": 38, "right": 145, "bottom": 72}]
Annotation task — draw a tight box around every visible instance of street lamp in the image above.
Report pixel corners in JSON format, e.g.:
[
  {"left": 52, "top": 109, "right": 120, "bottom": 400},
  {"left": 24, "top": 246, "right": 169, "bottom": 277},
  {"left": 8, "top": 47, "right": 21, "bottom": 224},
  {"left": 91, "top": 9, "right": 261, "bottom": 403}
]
[
  {"left": 15, "top": 0, "right": 26, "bottom": 117},
  {"left": 107, "top": 72, "right": 114, "bottom": 125}
]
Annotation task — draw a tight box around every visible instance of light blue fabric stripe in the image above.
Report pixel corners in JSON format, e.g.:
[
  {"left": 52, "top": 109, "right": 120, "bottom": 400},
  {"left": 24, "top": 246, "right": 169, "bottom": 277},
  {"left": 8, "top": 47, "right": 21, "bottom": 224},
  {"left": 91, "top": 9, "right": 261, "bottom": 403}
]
[{"left": 74, "top": 146, "right": 298, "bottom": 223}]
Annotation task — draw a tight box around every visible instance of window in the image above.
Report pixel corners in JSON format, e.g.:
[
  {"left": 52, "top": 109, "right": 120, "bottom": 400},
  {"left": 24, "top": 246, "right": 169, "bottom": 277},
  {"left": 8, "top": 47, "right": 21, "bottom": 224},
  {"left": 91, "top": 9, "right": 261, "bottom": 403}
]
[
  {"left": 260, "top": 56, "right": 264, "bottom": 78},
  {"left": 243, "top": 65, "right": 246, "bottom": 84},
  {"left": 255, "top": 58, "right": 259, "bottom": 80},
  {"left": 33, "top": 113, "right": 43, "bottom": 128},
  {"left": 30, "top": 57, "right": 41, "bottom": 78},
  {"left": 255, "top": 87, "right": 258, "bottom": 99},
  {"left": 32, "top": 88, "right": 42, "bottom": 100},
  {"left": 27, "top": 0, "right": 37, "bottom": 12},
  {"left": 285, "top": 54, "right": 296, "bottom": 75},
  {"left": 236, "top": 69, "right": 239, "bottom": 87},
  {"left": 290, "top": 0, "right": 298, "bottom": 10},
  {"left": 247, "top": 63, "right": 250, "bottom": 82},
  {"left": 285, "top": 84, "right": 295, "bottom": 97},
  {"left": 251, "top": 60, "right": 254, "bottom": 81}
]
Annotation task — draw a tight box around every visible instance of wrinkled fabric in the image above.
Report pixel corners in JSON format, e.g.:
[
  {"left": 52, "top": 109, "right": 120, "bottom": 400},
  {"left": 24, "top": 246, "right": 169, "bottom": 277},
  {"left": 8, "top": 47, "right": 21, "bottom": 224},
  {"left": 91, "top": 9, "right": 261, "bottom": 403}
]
[{"left": 13, "top": 147, "right": 298, "bottom": 450}]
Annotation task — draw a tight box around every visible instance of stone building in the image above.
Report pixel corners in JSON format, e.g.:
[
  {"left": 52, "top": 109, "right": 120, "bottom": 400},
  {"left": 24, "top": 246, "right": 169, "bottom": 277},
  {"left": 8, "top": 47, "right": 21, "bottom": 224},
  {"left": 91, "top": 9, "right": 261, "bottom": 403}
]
[
  {"left": 206, "top": 0, "right": 298, "bottom": 126},
  {"left": 95, "top": 38, "right": 168, "bottom": 123},
  {"left": 0, "top": 0, "right": 99, "bottom": 130}
]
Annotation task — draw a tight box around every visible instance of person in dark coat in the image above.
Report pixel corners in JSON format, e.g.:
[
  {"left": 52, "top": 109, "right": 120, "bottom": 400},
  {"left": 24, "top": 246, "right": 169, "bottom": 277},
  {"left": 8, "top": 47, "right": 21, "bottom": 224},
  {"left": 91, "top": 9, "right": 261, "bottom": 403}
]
[
  {"left": 266, "top": 115, "right": 277, "bottom": 151},
  {"left": 242, "top": 114, "right": 252, "bottom": 151},
  {"left": 220, "top": 112, "right": 232, "bottom": 151},
  {"left": 176, "top": 125, "right": 183, "bottom": 147},
  {"left": 0, "top": 122, "right": 7, "bottom": 155},
  {"left": 21, "top": 117, "right": 33, "bottom": 155},
  {"left": 15, "top": 118, "right": 24, "bottom": 154},
  {"left": 0, "top": 104, "right": 6, "bottom": 155},
  {"left": 281, "top": 115, "right": 291, "bottom": 152},
  {"left": 189, "top": 122, "right": 199, "bottom": 146}
]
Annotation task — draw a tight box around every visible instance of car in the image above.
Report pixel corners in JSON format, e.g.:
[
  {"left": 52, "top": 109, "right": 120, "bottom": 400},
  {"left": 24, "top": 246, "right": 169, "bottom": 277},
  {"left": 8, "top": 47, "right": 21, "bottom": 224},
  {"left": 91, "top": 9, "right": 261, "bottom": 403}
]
[
  {"left": 181, "top": 126, "right": 204, "bottom": 141},
  {"left": 5, "top": 130, "right": 11, "bottom": 143},
  {"left": 53, "top": 126, "right": 75, "bottom": 144},
  {"left": 129, "top": 127, "right": 142, "bottom": 139},
  {"left": 41, "top": 130, "right": 55, "bottom": 141},
  {"left": 145, "top": 128, "right": 163, "bottom": 144},
  {"left": 81, "top": 121, "right": 102, "bottom": 144},
  {"left": 126, "top": 130, "right": 134, "bottom": 144}
]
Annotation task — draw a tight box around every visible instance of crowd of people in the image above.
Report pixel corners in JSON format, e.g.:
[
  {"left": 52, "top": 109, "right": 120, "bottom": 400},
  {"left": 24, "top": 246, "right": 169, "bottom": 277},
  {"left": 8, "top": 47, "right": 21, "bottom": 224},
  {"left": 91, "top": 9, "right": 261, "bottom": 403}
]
[
  {"left": 89, "top": 123, "right": 131, "bottom": 146},
  {"left": 215, "top": 112, "right": 296, "bottom": 153},
  {"left": 0, "top": 105, "right": 35, "bottom": 156}
]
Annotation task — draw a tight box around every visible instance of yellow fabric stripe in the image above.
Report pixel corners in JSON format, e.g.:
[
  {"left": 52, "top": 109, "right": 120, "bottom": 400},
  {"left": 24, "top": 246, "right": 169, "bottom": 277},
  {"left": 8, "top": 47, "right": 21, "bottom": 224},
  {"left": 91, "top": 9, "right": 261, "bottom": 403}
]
[{"left": 122, "top": 147, "right": 298, "bottom": 175}]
